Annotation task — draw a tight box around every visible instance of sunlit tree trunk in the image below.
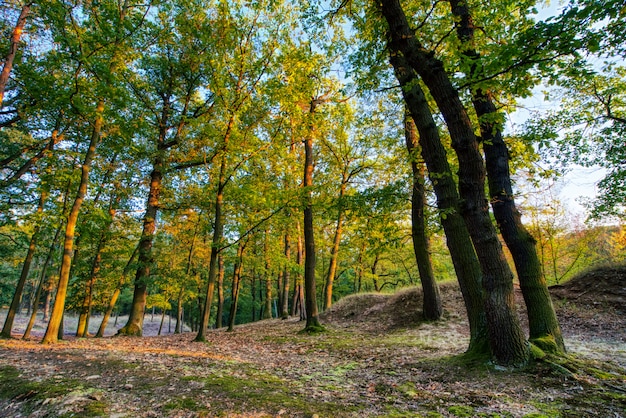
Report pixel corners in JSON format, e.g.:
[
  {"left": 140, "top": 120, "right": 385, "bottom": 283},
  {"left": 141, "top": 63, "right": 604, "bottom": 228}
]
[
  {"left": 0, "top": 2, "right": 30, "bottom": 108},
  {"left": 404, "top": 114, "right": 442, "bottom": 321},
  {"left": 42, "top": 100, "right": 104, "bottom": 344}
]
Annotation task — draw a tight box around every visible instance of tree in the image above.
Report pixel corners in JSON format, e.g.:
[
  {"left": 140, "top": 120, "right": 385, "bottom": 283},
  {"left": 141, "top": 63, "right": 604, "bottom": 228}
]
[
  {"left": 404, "top": 114, "right": 442, "bottom": 321},
  {"left": 0, "top": 1, "right": 31, "bottom": 108},
  {"left": 377, "top": 0, "right": 528, "bottom": 365}
]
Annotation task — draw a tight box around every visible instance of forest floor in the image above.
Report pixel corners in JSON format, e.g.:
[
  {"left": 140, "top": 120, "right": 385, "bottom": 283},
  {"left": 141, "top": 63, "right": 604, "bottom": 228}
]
[{"left": 0, "top": 266, "right": 625, "bottom": 417}]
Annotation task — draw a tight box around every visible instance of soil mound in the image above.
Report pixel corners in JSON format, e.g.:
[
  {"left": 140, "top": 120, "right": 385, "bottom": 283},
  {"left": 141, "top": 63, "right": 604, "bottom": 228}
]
[
  {"left": 320, "top": 282, "right": 463, "bottom": 331},
  {"left": 550, "top": 264, "right": 626, "bottom": 313}
]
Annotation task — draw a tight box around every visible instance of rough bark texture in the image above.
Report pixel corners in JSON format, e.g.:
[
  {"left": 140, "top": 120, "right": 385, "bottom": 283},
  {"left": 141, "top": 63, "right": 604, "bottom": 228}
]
[
  {"left": 117, "top": 154, "right": 162, "bottom": 337},
  {"left": 303, "top": 108, "right": 321, "bottom": 330},
  {"left": 449, "top": 0, "right": 564, "bottom": 353},
  {"left": 404, "top": 115, "right": 443, "bottom": 321},
  {"left": 379, "top": 0, "right": 528, "bottom": 365}
]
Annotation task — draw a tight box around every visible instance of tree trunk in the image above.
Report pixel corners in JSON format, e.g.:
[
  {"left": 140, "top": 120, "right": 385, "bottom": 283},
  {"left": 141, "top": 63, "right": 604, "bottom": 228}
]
[
  {"left": 281, "top": 232, "right": 291, "bottom": 319},
  {"left": 303, "top": 116, "right": 321, "bottom": 331},
  {"left": 323, "top": 179, "right": 346, "bottom": 311},
  {"left": 227, "top": 241, "right": 246, "bottom": 331},
  {"left": 0, "top": 2, "right": 30, "bottom": 108},
  {"left": 404, "top": 114, "right": 443, "bottom": 321},
  {"left": 215, "top": 255, "right": 225, "bottom": 329},
  {"left": 195, "top": 160, "right": 226, "bottom": 341},
  {"left": 42, "top": 99, "right": 104, "bottom": 344},
  {"left": 117, "top": 153, "right": 162, "bottom": 337},
  {"left": 263, "top": 230, "right": 273, "bottom": 320},
  {"left": 448, "top": 0, "right": 564, "bottom": 353},
  {"left": 1, "top": 189, "right": 45, "bottom": 338},
  {"left": 96, "top": 245, "right": 138, "bottom": 338},
  {"left": 379, "top": 0, "right": 527, "bottom": 365}
]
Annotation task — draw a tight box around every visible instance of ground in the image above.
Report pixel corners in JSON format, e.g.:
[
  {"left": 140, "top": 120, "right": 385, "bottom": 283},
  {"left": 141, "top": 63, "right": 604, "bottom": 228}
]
[{"left": 0, "top": 266, "right": 625, "bottom": 417}]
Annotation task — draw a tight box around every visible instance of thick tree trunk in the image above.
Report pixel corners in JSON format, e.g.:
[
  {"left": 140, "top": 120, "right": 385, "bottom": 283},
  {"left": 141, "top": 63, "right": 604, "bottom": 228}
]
[
  {"left": 0, "top": 2, "right": 30, "bottom": 108},
  {"left": 379, "top": 0, "right": 528, "bottom": 365},
  {"left": 404, "top": 114, "right": 443, "bottom": 321},
  {"left": 448, "top": 0, "right": 564, "bottom": 353},
  {"left": 117, "top": 154, "right": 162, "bottom": 337},
  {"left": 1, "top": 190, "right": 45, "bottom": 338},
  {"left": 303, "top": 127, "right": 321, "bottom": 331},
  {"left": 42, "top": 100, "right": 104, "bottom": 344}
]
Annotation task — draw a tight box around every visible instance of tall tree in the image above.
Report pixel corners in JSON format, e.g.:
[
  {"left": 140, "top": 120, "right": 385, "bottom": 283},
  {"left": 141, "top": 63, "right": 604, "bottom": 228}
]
[
  {"left": 404, "top": 114, "right": 442, "bottom": 321},
  {"left": 377, "top": 0, "right": 528, "bottom": 365}
]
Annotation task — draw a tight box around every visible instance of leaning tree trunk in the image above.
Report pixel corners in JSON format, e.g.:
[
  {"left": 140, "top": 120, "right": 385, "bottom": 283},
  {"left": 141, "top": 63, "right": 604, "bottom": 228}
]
[
  {"left": 95, "top": 245, "right": 137, "bottom": 337},
  {"left": 379, "top": 0, "right": 528, "bottom": 365},
  {"left": 42, "top": 100, "right": 104, "bottom": 344},
  {"left": 449, "top": 0, "right": 564, "bottom": 353},
  {"left": 404, "top": 114, "right": 443, "bottom": 321},
  {"left": 1, "top": 189, "right": 45, "bottom": 338},
  {"left": 0, "top": 2, "right": 30, "bottom": 108}
]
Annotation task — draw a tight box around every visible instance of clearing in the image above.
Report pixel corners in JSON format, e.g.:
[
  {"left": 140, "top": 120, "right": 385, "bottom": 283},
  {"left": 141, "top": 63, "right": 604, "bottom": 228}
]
[{"left": 0, "top": 266, "right": 625, "bottom": 417}]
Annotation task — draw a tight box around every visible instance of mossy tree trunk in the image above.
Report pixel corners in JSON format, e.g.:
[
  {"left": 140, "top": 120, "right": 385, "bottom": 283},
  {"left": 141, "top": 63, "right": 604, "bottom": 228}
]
[
  {"left": 448, "top": 0, "right": 564, "bottom": 353},
  {"left": 380, "top": 0, "right": 528, "bottom": 365}
]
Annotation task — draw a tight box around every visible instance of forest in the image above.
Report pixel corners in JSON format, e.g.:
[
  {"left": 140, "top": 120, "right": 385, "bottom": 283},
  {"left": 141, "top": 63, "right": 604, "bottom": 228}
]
[{"left": 0, "top": 0, "right": 625, "bottom": 414}]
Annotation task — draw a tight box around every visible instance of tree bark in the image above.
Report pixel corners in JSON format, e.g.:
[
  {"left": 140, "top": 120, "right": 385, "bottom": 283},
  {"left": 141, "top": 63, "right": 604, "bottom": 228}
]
[
  {"left": 449, "top": 0, "right": 564, "bottom": 353},
  {"left": 404, "top": 114, "right": 443, "bottom": 321},
  {"left": 263, "top": 229, "right": 273, "bottom": 319},
  {"left": 323, "top": 177, "right": 346, "bottom": 310},
  {"left": 215, "top": 255, "right": 225, "bottom": 328},
  {"left": 281, "top": 231, "right": 291, "bottom": 319},
  {"left": 227, "top": 240, "right": 246, "bottom": 331},
  {"left": 42, "top": 99, "right": 104, "bottom": 344},
  {"left": 117, "top": 152, "right": 163, "bottom": 336},
  {"left": 379, "top": 0, "right": 528, "bottom": 365},
  {"left": 303, "top": 106, "right": 321, "bottom": 331},
  {"left": 0, "top": 2, "right": 30, "bottom": 108}
]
